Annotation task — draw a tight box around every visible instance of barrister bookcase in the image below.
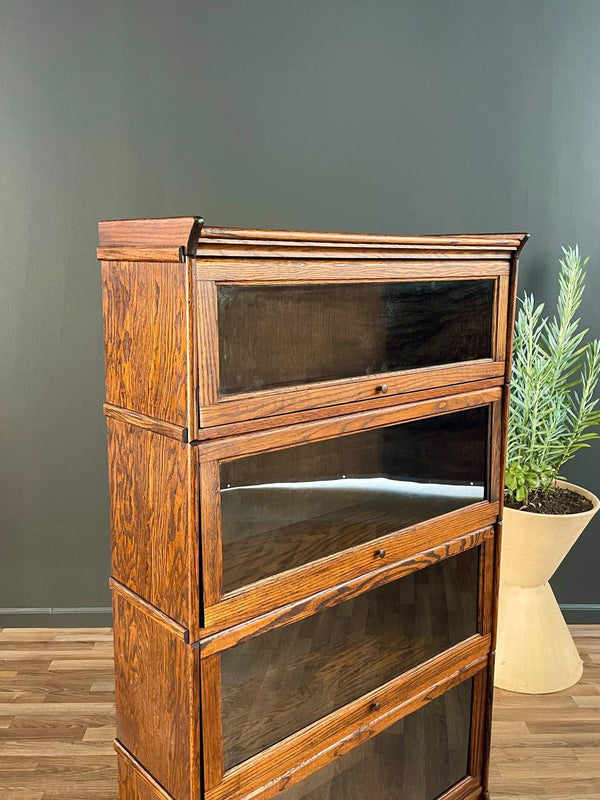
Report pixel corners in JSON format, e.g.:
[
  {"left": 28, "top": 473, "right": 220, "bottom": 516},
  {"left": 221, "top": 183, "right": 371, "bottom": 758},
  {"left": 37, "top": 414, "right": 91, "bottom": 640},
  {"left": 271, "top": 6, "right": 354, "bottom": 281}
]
[{"left": 98, "top": 217, "right": 527, "bottom": 800}]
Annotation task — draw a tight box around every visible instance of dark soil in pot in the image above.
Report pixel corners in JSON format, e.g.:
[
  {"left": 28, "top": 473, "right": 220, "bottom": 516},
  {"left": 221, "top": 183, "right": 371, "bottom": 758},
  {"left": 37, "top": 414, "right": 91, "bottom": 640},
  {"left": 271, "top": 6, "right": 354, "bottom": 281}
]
[{"left": 505, "top": 486, "right": 593, "bottom": 514}]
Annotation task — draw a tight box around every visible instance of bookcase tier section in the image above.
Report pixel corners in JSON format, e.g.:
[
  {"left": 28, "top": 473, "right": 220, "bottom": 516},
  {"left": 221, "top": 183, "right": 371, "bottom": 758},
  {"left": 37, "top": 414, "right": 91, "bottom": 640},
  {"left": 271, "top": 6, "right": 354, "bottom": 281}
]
[
  {"left": 274, "top": 678, "right": 474, "bottom": 800},
  {"left": 220, "top": 547, "right": 479, "bottom": 769},
  {"left": 220, "top": 407, "right": 488, "bottom": 593}
]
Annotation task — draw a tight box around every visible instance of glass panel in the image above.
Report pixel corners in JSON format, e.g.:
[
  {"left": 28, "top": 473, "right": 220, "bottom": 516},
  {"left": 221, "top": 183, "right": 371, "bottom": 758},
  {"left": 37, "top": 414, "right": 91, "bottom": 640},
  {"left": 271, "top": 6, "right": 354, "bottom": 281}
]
[
  {"left": 276, "top": 679, "right": 474, "bottom": 800},
  {"left": 220, "top": 408, "right": 488, "bottom": 593},
  {"left": 220, "top": 548, "right": 479, "bottom": 769},
  {"left": 217, "top": 281, "right": 494, "bottom": 395}
]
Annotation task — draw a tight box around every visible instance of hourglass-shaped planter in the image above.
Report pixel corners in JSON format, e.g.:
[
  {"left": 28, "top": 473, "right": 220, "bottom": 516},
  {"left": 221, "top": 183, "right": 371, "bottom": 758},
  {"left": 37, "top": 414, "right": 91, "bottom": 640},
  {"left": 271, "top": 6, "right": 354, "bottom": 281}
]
[{"left": 495, "top": 481, "right": 599, "bottom": 694}]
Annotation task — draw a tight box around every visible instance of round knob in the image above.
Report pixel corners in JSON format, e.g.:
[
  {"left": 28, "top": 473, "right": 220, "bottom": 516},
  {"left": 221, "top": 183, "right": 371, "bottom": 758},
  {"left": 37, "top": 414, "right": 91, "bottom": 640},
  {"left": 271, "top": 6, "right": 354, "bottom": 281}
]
[
  {"left": 375, "top": 549, "right": 387, "bottom": 559},
  {"left": 370, "top": 701, "right": 381, "bottom": 712},
  {"left": 376, "top": 384, "right": 389, "bottom": 394}
]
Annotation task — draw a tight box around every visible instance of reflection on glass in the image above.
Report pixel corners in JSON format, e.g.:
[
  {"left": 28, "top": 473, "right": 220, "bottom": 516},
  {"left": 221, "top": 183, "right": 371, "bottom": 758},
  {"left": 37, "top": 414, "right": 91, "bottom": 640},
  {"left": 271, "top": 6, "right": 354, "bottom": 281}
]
[
  {"left": 275, "top": 679, "right": 474, "bottom": 800},
  {"left": 220, "top": 408, "right": 488, "bottom": 592},
  {"left": 217, "top": 281, "right": 494, "bottom": 394},
  {"left": 220, "top": 549, "right": 479, "bottom": 769}
]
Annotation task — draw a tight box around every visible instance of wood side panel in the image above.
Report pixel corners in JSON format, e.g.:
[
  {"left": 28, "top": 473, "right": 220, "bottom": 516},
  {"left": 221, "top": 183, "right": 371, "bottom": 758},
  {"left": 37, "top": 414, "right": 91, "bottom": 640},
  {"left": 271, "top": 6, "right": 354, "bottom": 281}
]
[
  {"left": 113, "top": 591, "right": 194, "bottom": 800},
  {"left": 107, "top": 419, "right": 190, "bottom": 625},
  {"left": 200, "top": 526, "right": 494, "bottom": 655},
  {"left": 102, "top": 260, "right": 188, "bottom": 426},
  {"left": 116, "top": 743, "right": 175, "bottom": 800},
  {"left": 207, "top": 640, "right": 489, "bottom": 800}
]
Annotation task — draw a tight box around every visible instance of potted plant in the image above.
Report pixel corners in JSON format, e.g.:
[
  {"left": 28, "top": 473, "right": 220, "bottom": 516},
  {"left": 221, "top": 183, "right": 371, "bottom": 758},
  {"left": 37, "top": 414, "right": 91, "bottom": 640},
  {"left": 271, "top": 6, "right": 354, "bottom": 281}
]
[{"left": 495, "top": 246, "right": 600, "bottom": 693}]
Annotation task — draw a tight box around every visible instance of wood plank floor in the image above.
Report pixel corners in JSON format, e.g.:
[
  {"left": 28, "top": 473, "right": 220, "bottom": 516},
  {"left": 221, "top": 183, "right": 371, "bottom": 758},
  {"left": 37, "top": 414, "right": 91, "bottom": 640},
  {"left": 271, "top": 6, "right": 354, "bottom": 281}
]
[{"left": 0, "top": 625, "right": 598, "bottom": 799}]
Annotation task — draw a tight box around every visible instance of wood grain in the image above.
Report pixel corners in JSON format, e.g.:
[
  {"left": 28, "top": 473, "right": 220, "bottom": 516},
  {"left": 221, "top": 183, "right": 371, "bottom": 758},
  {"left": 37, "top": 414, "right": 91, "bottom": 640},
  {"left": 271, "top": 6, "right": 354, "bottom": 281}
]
[
  {"left": 103, "top": 403, "right": 187, "bottom": 442},
  {"left": 112, "top": 593, "right": 193, "bottom": 800},
  {"left": 200, "top": 362, "right": 504, "bottom": 428},
  {"left": 195, "top": 245, "right": 514, "bottom": 260},
  {"left": 241, "top": 680, "right": 478, "bottom": 800},
  {"left": 107, "top": 419, "right": 191, "bottom": 627},
  {"left": 116, "top": 743, "right": 173, "bottom": 800},
  {"left": 200, "top": 655, "right": 223, "bottom": 789},
  {"left": 101, "top": 260, "right": 188, "bottom": 426},
  {"left": 197, "top": 387, "right": 501, "bottom": 462},
  {"left": 97, "top": 246, "right": 185, "bottom": 263},
  {"left": 109, "top": 579, "right": 188, "bottom": 643},
  {"left": 98, "top": 217, "right": 203, "bottom": 254},
  {"left": 196, "top": 258, "right": 510, "bottom": 281},
  {"left": 199, "top": 227, "right": 528, "bottom": 248},
  {"left": 208, "top": 640, "right": 489, "bottom": 800},
  {"left": 195, "top": 281, "right": 219, "bottom": 408},
  {"left": 190, "top": 377, "right": 504, "bottom": 443},
  {"left": 200, "top": 527, "right": 494, "bottom": 655},
  {"left": 218, "top": 548, "right": 481, "bottom": 770},
  {"left": 470, "top": 668, "right": 489, "bottom": 782}
]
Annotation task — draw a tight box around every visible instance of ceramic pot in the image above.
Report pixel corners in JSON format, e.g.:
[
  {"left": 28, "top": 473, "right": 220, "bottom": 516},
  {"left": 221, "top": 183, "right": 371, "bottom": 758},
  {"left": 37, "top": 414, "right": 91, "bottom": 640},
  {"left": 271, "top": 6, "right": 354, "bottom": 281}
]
[{"left": 495, "top": 480, "right": 599, "bottom": 694}]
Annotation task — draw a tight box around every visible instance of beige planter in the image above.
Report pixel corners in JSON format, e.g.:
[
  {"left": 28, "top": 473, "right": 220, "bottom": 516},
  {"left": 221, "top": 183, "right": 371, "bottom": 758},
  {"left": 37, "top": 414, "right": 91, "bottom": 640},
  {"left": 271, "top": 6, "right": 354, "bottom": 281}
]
[{"left": 495, "top": 480, "right": 599, "bottom": 694}]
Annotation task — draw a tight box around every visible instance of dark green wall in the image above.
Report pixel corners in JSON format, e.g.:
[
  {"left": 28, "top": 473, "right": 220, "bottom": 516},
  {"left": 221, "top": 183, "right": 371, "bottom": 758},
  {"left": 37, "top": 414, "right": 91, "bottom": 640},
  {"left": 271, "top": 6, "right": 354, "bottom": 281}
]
[{"left": 1, "top": 0, "right": 599, "bottom": 625}]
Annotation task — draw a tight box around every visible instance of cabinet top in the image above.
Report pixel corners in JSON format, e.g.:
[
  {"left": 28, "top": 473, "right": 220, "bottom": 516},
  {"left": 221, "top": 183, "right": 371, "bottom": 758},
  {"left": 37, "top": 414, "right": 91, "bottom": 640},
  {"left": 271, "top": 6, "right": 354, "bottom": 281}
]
[{"left": 97, "top": 216, "right": 529, "bottom": 260}]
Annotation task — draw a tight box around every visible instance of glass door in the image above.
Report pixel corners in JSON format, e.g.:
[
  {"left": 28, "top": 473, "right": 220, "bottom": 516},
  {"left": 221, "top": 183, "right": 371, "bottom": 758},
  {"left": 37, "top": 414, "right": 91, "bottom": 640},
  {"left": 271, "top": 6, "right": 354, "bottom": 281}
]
[
  {"left": 200, "top": 537, "right": 494, "bottom": 800},
  {"left": 197, "top": 389, "right": 501, "bottom": 634},
  {"left": 196, "top": 270, "right": 509, "bottom": 428}
]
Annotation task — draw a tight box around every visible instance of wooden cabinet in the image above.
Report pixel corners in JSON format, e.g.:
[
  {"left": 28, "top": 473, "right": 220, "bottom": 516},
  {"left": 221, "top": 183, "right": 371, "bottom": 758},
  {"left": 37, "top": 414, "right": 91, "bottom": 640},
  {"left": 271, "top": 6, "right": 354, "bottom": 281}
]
[{"left": 99, "top": 217, "right": 527, "bottom": 800}]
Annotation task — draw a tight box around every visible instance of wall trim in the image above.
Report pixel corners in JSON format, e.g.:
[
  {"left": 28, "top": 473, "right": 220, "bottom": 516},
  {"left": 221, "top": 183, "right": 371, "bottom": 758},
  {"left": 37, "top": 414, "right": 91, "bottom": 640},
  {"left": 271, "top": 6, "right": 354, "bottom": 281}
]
[
  {"left": 560, "top": 603, "right": 600, "bottom": 624},
  {"left": 0, "top": 604, "right": 597, "bottom": 616},
  {"left": 0, "top": 605, "right": 597, "bottom": 627},
  {"left": 559, "top": 603, "right": 600, "bottom": 612}
]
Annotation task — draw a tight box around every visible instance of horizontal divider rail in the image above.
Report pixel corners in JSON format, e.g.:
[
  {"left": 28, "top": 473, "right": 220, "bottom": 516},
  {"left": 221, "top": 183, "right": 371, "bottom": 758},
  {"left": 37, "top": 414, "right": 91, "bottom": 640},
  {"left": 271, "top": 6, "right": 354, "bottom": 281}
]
[{"left": 200, "top": 525, "right": 495, "bottom": 652}]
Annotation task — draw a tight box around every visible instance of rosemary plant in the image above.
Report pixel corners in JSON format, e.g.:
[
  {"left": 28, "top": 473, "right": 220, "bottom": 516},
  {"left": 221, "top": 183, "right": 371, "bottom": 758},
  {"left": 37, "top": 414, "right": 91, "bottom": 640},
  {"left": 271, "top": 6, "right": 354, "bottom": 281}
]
[{"left": 506, "top": 246, "right": 600, "bottom": 505}]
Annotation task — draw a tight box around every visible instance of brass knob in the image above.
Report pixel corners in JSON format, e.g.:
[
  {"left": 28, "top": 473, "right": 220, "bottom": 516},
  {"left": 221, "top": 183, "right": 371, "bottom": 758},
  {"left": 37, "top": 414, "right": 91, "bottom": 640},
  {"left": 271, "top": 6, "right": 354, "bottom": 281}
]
[
  {"left": 375, "top": 549, "right": 387, "bottom": 559},
  {"left": 376, "top": 384, "right": 388, "bottom": 394},
  {"left": 370, "top": 701, "right": 381, "bottom": 712}
]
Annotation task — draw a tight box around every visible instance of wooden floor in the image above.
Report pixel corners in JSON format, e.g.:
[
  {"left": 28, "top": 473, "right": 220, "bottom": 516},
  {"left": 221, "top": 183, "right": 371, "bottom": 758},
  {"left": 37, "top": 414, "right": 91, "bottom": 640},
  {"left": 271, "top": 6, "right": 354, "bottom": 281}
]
[{"left": 0, "top": 626, "right": 598, "bottom": 799}]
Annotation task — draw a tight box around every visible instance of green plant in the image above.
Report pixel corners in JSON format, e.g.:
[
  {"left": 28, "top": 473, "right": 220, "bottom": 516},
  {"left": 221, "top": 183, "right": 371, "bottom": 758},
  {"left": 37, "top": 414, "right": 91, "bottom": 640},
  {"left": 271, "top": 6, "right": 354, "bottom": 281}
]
[{"left": 506, "top": 246, "right": 600, "bottom": 504}]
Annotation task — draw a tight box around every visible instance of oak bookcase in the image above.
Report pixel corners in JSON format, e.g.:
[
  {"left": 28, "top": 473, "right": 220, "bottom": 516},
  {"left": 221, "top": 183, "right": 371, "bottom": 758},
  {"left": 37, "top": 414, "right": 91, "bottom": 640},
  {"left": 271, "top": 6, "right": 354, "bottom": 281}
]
[{"left": 98, "top": 217, "right": 527, "bottom": 800}]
